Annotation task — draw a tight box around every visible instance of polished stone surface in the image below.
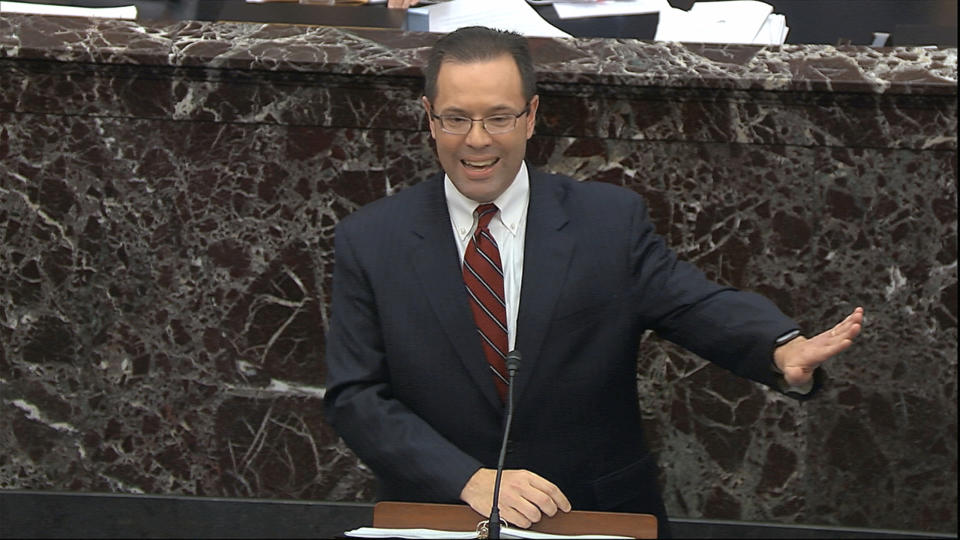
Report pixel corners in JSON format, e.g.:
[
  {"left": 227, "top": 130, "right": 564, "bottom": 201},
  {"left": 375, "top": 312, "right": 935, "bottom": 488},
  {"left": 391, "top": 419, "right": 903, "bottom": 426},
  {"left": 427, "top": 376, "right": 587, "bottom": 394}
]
[{"left": 0, "top": 12, "right": 956, "bottom": 535}]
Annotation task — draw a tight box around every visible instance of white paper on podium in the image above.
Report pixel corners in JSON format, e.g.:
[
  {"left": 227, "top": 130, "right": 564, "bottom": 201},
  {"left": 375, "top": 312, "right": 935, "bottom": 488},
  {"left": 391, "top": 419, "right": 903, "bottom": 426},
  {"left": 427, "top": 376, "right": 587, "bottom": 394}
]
[
  {"left": 552, "top": 0, "right": 667, "bottom": 20},
  {"left": 0, "top": 1, "right": 137, "bottom": 19},
  {"left": 345, "top": 525, "right": 632, "bottom": 539},
  {"left": 345, "top": 527, "right": 476, "bottom": 539},
  {"left": 412, "top": 0, "right": 572, "bottom": 38},
  {"left": 654, "top": 0, "right": 787, "bottom": 45},
  {"left": 752, "top": 12, "right": 788, "bottom": 45}
]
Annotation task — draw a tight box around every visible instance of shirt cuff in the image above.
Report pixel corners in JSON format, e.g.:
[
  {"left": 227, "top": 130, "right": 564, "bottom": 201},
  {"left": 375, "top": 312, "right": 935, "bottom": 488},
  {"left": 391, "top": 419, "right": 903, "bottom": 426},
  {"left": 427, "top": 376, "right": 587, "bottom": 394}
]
[
  {"left": 772, "top": 329, "right": 813, "bottom": 395},
  {"left": 775, "top": 329, "right": 801, "bottom": 346}
]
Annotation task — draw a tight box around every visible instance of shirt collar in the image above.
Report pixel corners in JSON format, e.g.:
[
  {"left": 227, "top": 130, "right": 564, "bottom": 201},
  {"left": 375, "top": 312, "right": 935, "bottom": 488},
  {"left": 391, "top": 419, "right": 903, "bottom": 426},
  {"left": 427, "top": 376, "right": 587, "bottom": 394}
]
[{"left": 445, "top": 162, "right": 529, "bottom": 242}]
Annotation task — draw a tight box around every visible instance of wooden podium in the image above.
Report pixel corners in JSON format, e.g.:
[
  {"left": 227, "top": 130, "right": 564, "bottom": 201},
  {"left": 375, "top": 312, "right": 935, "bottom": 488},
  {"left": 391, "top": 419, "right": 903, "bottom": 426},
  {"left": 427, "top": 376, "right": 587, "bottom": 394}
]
[{"left": 373, "top": 501, "right": 657, "bottom": 539}]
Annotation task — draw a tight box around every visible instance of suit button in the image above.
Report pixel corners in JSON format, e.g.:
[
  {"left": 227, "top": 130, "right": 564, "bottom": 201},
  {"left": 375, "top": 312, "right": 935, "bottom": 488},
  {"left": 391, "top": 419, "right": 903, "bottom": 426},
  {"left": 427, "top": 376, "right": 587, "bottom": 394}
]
[{"left": 505, "top": 441, "right": 514, "bottom": 454}]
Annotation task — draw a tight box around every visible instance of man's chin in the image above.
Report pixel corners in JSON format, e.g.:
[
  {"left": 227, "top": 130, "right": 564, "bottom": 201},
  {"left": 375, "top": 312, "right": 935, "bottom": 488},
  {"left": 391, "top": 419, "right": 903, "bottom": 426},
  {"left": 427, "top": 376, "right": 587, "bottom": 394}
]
[{"left": 449, "top": 175, "right": 501, "bottom": 203}]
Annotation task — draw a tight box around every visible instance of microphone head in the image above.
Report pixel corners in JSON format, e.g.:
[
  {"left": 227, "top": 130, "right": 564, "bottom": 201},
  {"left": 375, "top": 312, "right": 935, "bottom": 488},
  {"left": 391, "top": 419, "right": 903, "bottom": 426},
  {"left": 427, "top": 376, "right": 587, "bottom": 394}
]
[{"left": 505, "top": 350, "right": 522, "bottom": 375}]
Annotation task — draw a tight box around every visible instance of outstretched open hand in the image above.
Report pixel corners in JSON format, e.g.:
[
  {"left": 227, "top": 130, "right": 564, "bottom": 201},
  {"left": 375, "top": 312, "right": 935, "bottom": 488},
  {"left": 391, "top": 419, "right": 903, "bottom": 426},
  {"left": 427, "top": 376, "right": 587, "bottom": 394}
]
[{"left": 773, "top": 307, "right": 864, "bottom": 387}]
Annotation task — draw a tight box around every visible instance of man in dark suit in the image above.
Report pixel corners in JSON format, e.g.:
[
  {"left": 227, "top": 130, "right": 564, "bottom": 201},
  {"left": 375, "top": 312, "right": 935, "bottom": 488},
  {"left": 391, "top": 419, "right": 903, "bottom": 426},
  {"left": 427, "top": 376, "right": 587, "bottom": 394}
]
[{"left": 324, "top": 26, "right": 863, "bottom": 538}]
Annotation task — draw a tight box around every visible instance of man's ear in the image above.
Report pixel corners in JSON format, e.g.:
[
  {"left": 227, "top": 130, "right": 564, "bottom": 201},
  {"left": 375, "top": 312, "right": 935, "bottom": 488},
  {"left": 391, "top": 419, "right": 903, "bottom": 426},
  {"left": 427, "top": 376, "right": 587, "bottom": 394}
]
[
  {"left": 525, "top": 94, "right": 540, "bottom": 139},
  {"left": 421, "top": 96, "right": 437, "bottom": 139}
]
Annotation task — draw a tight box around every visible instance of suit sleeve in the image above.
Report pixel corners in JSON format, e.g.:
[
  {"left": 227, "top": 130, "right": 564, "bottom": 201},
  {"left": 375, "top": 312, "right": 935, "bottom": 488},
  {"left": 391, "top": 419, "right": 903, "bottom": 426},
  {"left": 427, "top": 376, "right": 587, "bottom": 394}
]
[
  {"left": 625, "top": 196, "right": 816, "bottom": 397},
  {"left": 323, "top": 219, "right": 483, "bottom": 501}
]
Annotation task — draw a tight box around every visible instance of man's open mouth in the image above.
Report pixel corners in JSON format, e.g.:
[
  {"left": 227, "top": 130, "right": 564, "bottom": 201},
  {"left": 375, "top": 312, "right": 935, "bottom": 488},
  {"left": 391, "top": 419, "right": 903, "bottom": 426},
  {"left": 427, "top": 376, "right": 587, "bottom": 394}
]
[{"left": 462, "top": 158, "right": 499, "bottom": 170}]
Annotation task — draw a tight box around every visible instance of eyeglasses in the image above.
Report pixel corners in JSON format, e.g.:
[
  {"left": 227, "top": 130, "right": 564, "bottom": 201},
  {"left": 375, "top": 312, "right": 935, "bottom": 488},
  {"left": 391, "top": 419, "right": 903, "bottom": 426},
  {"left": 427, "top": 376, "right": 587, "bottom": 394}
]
[{"left": 429, "top": 106, "right": 530, "bottom": 135}]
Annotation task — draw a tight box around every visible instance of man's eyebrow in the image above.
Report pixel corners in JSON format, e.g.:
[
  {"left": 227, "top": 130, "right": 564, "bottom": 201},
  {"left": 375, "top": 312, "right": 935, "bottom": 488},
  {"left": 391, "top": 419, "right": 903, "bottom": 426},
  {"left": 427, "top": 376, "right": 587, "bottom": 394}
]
[
  {"left": 436, "top": 104, "right": 521, "bottom": 116},
  {"left": 436, "top": 107, "right": 470, "bottom": 116}
]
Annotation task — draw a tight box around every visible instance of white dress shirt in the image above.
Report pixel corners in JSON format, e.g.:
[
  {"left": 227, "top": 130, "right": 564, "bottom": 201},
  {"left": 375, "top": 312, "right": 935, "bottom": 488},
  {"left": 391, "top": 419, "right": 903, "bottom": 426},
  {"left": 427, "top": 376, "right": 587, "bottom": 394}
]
[{"left": 444, "top": 162, "right": 529, "bottom": 352}]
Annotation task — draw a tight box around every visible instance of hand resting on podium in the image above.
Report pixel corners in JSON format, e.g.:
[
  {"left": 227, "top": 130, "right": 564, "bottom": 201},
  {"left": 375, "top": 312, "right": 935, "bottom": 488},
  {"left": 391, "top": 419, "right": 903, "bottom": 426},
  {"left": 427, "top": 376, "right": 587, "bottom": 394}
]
[{"left": 460, "top": 468, "right": 572, "bottom": 528}]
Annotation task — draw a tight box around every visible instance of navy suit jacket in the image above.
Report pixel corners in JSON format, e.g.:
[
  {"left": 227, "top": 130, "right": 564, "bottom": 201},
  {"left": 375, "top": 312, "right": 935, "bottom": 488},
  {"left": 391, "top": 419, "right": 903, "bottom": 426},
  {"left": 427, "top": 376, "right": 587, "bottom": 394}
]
[{"left": 324, "top": 169, "right": 799, "bottom": 530}]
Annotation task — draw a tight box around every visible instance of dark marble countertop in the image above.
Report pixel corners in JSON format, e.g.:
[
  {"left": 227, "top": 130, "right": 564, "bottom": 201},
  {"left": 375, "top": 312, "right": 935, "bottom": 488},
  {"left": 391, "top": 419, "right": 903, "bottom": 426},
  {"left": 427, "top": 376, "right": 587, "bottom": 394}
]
[{"left": 0, "top": 13, "right": 956, "bottom": 95}]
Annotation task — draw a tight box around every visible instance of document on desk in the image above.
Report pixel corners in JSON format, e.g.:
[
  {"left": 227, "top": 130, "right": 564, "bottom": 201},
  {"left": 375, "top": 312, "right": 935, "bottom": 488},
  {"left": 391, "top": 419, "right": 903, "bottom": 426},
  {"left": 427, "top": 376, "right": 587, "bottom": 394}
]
[
  {"left": 654, "top": 0, "right": 788, "bottom": 45},
  {"left": 412, "top": 0, "right": 572, "bottom": 38},
  {"left": 345, "top": 526, "right": 632, "bottom": 538},
  {"left": 0, "top": 1, "right": 137, "bottom": 19},
  {"left": 552, "top": 0, "right": 667, "bottom": 20},
  {"left": 752, "top": 12, "right": 788, "bottom": 45}
]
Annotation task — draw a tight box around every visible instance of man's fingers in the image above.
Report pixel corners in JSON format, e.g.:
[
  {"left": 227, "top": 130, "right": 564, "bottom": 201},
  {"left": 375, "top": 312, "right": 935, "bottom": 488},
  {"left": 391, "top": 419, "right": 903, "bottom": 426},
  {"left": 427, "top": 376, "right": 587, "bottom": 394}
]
[
  {"left": 844, "top": 307, "right": 865, "bottom": 339},
  {"left": 524, "top": 486, "right": 559, "bottom": 517},
  {"left": 527, "top": 474, "right": 571, "bottom": 513},
  {"left": 460, "top": 468, "right": 572, "bottom": 529},
  {"left": 822, "top": 309, "right": 864, "bottom": 351},
  {"left": 499, "top": 494, "right": 541, "bottom": 528},
  {"left": 498, "top": 470, "right": 570, "bottom": 527},
  {"left": 836, "top": 307, "right": 865, "bottom": 335}
]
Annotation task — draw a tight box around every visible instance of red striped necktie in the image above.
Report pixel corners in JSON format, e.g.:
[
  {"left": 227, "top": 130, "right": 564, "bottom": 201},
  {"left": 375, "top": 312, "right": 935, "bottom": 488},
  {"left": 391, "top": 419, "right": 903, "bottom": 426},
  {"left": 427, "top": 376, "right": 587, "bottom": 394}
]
[{"left": 463, "top": 203, "right": 509, "bottom": 401}]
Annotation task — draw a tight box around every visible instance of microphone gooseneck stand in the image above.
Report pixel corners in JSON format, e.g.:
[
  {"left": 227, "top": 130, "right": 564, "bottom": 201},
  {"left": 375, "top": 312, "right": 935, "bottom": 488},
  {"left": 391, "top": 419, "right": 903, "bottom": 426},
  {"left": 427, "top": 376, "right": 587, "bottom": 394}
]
[{"left": 488, "top": 351, "right": 521, "bottom": 540}]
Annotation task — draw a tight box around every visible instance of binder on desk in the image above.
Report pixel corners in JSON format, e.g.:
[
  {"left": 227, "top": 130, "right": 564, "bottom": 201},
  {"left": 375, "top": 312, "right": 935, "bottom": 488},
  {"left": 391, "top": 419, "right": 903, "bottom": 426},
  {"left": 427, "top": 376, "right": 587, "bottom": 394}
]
[{"left": 351, "top": 501, "right": 657, "bottom": 538}]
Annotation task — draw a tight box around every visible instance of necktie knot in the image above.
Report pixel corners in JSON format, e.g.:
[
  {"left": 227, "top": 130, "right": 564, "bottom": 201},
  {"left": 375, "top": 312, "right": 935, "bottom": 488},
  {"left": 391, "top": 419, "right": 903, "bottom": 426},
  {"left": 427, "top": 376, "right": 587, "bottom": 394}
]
[{"left": 475, "top": 203, "right": 499, "bottom": 231}]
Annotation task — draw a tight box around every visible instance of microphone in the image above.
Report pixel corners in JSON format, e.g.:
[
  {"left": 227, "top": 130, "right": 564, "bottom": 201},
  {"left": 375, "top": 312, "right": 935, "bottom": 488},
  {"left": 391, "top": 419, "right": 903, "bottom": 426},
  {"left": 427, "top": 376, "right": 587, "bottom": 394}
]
[{"left": 489, "top": 350, "right": 522, "bottom": 540}]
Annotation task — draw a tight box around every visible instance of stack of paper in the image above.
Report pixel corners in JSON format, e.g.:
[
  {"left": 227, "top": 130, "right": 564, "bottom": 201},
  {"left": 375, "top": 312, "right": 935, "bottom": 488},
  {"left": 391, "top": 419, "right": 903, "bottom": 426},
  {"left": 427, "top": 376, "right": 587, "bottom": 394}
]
[
  {"left": 345, "top": 525, "right": 632, "bottom": 538},
  {"left": 0, "top": 1, "right": 137, "bottom": 19},
  {"left": 654, "top": 0, "right": 788, "bottom": 45},
  {"left": 409, "top": 0, "right": 572, "bottom": 38},
  {"left": 552, "top": 0, "right": 667, "bottom": 20}
]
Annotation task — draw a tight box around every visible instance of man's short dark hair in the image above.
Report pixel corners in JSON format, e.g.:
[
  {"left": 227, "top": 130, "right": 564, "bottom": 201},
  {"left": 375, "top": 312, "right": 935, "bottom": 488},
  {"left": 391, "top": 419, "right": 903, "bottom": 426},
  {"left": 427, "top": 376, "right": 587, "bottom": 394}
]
[{"left": 423, "top": 26, "right": 537, "bottom": 104}]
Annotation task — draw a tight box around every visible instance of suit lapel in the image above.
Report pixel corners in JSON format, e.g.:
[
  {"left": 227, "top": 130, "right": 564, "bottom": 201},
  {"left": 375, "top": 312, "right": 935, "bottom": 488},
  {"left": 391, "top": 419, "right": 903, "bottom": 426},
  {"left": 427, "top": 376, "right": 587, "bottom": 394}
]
[
  {"left": 514, "top": 171, "right": 574, "bottom": 400},
  {"left": 409, "top": 176, "right": 505, "bottom": 412}
]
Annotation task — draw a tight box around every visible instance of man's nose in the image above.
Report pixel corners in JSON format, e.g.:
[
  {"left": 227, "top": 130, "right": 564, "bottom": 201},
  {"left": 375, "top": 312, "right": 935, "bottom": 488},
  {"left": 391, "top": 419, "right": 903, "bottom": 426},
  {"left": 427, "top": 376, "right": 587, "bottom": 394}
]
[{"left": 464, "top": 120, "right": 493, "bottom": 146}]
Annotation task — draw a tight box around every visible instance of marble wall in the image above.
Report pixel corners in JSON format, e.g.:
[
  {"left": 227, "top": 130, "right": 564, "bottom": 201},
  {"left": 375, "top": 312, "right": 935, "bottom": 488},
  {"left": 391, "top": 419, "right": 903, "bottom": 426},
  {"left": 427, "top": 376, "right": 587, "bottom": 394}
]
[{"left": 1, "top": 13, "right": 956, "bottom": 534}]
